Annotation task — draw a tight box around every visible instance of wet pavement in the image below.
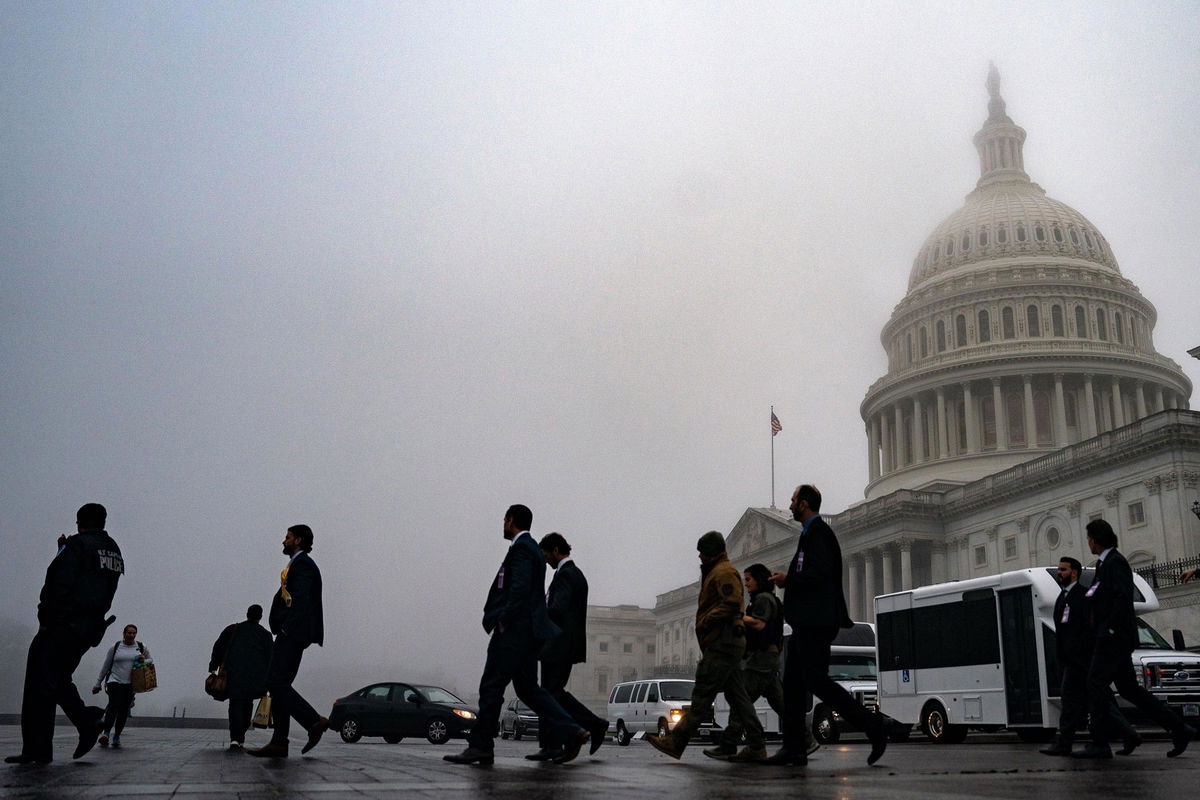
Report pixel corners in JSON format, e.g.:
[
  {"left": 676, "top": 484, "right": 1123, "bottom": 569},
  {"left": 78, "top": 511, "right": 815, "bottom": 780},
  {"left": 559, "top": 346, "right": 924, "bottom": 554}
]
[{"left": 3, "top": 725, "right": 1198, "bottom": 799}]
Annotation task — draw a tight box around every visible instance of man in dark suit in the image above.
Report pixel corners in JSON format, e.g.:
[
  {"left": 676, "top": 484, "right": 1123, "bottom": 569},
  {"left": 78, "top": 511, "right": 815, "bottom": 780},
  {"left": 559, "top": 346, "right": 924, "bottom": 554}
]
[
  {"left": 445, "top": 505, "right": 589, "bottom": 766},
  {"left": 247, "top": 525, "right": 328, "bottom": 759},
  {"left": 760, "top": 484, "right": 889, "bottom": 767},
  {"left": 1073, "top": 518, "right": 1193, "bottom": 759},
  {"left": 525, "top": 532, "right": 609, "bottom": 761},
  {"left": 1041, "top": 557, "right": 1091, "bottom": 755}
]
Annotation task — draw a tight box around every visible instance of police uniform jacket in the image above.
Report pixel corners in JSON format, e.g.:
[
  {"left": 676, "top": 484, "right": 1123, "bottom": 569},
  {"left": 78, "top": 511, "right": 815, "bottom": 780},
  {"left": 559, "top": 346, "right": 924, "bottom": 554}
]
[
  {"left": 38, "top": 530, "right": 123, "bottom": 644},
  {"left": 541, "top": 559, "right": 589, "bottom": 665},
  {"left": 481, "top": 532, "right": 560, "bottom": 642},
  {"left": 695, "top": 554, "right": 745, "bottom": 650},
  {"left": 781, "top": 516, "right": 852, "bottom": 630},
  {"left": 269, "top": 551, "right": 324, "bottom": 646},
  {"left": 1053, "top": 582, "right": 1092, "bottom": 668}
]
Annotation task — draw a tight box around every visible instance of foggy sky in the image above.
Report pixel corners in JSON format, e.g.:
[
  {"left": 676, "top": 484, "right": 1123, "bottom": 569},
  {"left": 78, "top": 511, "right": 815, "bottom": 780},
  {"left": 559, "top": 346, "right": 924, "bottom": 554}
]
[{"left": 2, "top": 1, "right": 1198, "bottom": 713}]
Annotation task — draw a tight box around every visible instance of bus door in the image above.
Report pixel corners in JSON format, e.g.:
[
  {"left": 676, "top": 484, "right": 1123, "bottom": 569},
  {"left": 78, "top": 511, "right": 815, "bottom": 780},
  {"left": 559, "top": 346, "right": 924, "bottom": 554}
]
[
  {"left": 876, "top": 593, "right": 915, "bottom": 697},
  {"left": 998, "top": 586, "right": 1043, "bottom": 725}
]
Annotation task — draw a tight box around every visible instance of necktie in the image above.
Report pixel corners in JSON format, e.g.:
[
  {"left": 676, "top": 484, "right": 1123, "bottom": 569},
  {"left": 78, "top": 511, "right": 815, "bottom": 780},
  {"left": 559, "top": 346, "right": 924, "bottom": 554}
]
[{"left": 280, "top": 563, "right": 293, "bottom": 607}]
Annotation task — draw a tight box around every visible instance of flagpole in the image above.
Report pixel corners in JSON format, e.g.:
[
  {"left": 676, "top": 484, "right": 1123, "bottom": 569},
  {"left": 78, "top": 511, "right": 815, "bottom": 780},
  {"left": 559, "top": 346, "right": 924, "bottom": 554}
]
[{"left": 770, "top": 405, "right": 776, "bottom": 509}]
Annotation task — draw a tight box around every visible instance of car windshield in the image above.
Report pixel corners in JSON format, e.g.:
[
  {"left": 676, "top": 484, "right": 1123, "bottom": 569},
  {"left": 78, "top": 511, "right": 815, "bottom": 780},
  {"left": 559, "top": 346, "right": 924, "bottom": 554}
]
[
  {"left": 1136, "top": 618, "right": 1173, "bottom": 650},
  {"left": 827, "top": 655, "right": 877, "bottom": 680},
  {"left": 659, "top": 681, "right": 693, "bottom": 700},
  {"left": 415, "top": 686, "right": 465, "bottom": 704}
]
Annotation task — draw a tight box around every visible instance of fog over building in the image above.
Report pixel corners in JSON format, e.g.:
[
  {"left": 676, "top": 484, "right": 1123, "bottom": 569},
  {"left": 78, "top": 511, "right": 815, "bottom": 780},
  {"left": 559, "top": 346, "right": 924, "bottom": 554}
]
[{"left": 575, "top": 68, "right": 1200, "bottom": 711}]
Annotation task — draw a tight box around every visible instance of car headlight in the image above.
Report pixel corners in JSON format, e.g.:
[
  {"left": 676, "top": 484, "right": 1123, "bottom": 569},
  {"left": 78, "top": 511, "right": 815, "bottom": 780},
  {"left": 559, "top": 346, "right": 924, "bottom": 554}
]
[{"left": 453, "top": 709, "right": 476, "bottom": 719}]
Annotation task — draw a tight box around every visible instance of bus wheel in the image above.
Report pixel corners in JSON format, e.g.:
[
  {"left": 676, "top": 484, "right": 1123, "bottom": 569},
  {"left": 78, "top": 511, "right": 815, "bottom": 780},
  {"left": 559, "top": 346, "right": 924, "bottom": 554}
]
[{"left": 921, "top": 702, "right": 967, "bottom": 744}]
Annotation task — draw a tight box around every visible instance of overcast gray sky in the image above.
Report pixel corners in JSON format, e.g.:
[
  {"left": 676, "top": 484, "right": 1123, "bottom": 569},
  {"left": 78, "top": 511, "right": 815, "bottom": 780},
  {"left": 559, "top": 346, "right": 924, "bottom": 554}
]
[{"left": 2, "top": 1, "right": 1198, "bottom": 713}]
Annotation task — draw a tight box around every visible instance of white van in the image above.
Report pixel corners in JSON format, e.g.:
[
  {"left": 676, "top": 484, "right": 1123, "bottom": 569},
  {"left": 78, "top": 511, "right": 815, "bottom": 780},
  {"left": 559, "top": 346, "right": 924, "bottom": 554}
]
[
  {"left": 875, "top": 566, "right": 1200, "bottom": 743},
  {"left": 607, "top": 678, "right": 712, "bottom": 745}
]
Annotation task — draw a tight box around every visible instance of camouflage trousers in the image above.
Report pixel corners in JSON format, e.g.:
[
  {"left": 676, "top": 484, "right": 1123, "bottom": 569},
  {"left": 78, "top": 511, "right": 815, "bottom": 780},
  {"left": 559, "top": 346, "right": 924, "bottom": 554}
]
[
  {"left": 671, "top": 640, "right": 764, "bottom": 750},
  {"left": 719, "top": 665, "right": 814, "bottom": 750}
]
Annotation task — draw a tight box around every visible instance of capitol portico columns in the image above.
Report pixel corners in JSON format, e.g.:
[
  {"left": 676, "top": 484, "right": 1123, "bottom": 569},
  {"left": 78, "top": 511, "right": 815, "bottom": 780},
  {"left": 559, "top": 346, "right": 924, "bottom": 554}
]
[
  {"left": 936, "top": 387, "right": 948, "bottom": 457},
  {"left": 962, "top": 382, "right": 979, "bottom": 453},
  {"left": 913, "top": 395, "right": 926, "bottom": 462},
  {"left": 862, "top": 551, "right": 877, "bottom": 622},
  {"left": 847, "top": 553, "right": 862, "bottom": 620},
  {"left": 868, "top": 420, "right": 880, "bottom": 482},
  {"left": 895, "top": 405, "right": 906, "bottom": 467},
  {"left": 991, "top": 378, "right": 1008, "bottom": 451},
  {"left": 1136, "top": 381, "right": 1148, "bottom": 419},
  {"left": 1053, "top": 373, "right": 1067, "bottom": 447},
  {"left": 898, "top": 539, "right": 914, "bottom": 591},
  {"left": 881, "top": 546, "right": 895, "bottom": 596},
  {"left": 931, "top": 542, "right": 948, "bottom": 584},
  {"left": 1023, "top": 375, "right": 1036, "bottom": 444},
  {"left": 1084, "top": 374, "right": 1098, "bottom": 438},
  {"left": 880, "top": 413, "right": 892, "bottom": 473},
  {"left": 1112, "top": 377, "right": 1126, "bottom": 428}
]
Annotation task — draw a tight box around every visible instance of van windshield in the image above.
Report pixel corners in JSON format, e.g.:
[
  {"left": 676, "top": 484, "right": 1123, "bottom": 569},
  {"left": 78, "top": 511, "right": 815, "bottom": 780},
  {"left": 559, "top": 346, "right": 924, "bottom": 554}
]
[
  {"left": 658, "top": 681, "right": 693, "bottom": 700},
  {"left": 828, "top": 654, "right": 877, "bottom": 680},
  {"left": 1137, "top": 617, "right": 1172, "bottom": 650}
]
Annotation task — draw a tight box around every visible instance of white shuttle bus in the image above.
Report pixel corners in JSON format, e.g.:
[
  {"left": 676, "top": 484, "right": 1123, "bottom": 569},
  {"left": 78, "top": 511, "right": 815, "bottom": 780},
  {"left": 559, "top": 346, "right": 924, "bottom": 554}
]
[{"left": 875, "top": 566, "right": 1200, "bottom": 743}]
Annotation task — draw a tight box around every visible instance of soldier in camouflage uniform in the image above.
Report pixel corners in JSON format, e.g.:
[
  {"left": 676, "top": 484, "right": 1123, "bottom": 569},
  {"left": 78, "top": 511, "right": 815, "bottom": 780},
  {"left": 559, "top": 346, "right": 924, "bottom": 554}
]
[{"left": 647, "top": 531, "right": 765, "bottom": 762}]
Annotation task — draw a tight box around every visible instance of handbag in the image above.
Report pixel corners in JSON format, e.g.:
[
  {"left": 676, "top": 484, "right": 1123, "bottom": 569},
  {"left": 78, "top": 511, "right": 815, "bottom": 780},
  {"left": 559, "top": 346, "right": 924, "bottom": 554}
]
[
  {"left": 252, "top": 695, "right": 273, "bottom": 729},
  {"left": 205, "top": 669, "right": 229, "bottom": 701},
  {"left": 131, "top": 662, "right": 158, "bottom": 693}
]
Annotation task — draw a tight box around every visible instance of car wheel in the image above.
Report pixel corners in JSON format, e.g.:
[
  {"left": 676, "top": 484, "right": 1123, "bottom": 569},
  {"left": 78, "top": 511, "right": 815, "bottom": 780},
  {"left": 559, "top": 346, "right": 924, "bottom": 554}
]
[
  {"left": 426, "top": 718, "right": 450, "bottom": 745},
  {"left": 500, "top": 728, "right": 511, "bottom": 740},
  {"left": 339, "top": 717, "right": 362, "bottom": 744},
  {"left": 513, "top": 723, "right": 523, "bottom": 741},
  {"left": 656, "top": 719, "right": 670, "bottom": 738},
  {"left": 615, "top": 721, "right": 631, "bottom": 746},
  {"left": 813, "top": 706, "right": 840, "bottom": 745},
  {"left": 921, "top": 701, "right": 967, "bottom": 744},
  {"left": 383, "top": 735, "right": 403, "bottom": 744}
]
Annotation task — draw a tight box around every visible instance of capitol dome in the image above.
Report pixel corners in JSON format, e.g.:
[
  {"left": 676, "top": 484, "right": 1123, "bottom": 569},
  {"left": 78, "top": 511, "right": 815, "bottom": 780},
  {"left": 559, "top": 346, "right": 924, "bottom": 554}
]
[{"left": 860, "top": 66, "right": 1192, "bottom": 500}]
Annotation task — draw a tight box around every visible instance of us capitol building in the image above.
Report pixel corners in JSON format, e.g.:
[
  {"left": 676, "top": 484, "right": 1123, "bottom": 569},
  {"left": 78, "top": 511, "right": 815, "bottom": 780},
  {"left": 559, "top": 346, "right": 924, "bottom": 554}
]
[{"left": 569, "top": 68, "right": 1200, "bottom": 711}]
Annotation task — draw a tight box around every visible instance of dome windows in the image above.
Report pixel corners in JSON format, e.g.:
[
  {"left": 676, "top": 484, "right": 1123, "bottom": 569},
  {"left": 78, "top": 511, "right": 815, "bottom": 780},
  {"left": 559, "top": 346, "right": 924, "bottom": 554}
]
[
  {"left": 1052, "top": 227, "right": 1064, "bottom": 244},
  {"left": 1051, "top": 305, "right": 1065, "bottom": 337},
  {"left": 961, "top": 233, "right": 971, "bottom": 252},
  {"left": 1096, "top": 308, "right": 1108, "bottom": 341},
  {"left": 1027, "top": 305, "right": 1042, "bottom": 337},
  {"left": 979, "top": 229, "right": 989, "bottom": 247},
  {"left": 1114, "top": 312, "right": 1124, "bottom": 344},
  {"left": 1034, "top": 225, "right": 1046, "bottom": 242},
  {"left": 919, "top": 327, "right": 928, "bottom": 358},
  {"left": 1069, "top": 228, "right": 1080, "bottom": 245},
  {"left": 946, "top": 239, "right": 955, "bottom": 257},
  {"left": 1002, "top": 307, "right": 1016, "bottom": 339},
  {"left": 978, "top": 310, "right": 991, "bottom": 343},
  {"left": 955, "top": 314, "right": 968, "bottom": 348},
  {"left": 1017, "top": 224, "right": 1027, "bottom": 242},
  {"left": 936, "top": 320, "right": 947, "bottom": 352},
  {"left": 1075, "top": 305, "right": 1088, "bottom": 338},
  {"left": 997, "top": 226, "right": 1008, "bottom": 244},
  {"left": 1084, "top": 230, "right": 1096, "bottom": 249}
]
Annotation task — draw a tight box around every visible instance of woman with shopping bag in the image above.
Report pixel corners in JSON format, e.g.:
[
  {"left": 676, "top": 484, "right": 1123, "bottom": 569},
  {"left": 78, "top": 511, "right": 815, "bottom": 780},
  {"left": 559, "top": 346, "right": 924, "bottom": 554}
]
[{"left": 91, "top": 624, "right": 152, "bottom": 749}]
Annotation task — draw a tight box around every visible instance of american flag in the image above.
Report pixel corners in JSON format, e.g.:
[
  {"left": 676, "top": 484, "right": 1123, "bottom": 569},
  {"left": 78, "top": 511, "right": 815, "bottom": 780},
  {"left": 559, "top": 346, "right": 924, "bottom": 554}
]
[{"left": 771, "top": 412, "right": 782, "bottom": 436}]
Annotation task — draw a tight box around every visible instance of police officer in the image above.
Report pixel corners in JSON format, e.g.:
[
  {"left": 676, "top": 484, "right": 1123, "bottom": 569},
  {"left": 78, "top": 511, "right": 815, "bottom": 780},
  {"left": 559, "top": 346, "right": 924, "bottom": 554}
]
[
  {"left": 647, "top": 531, "right": 765, "bottom": 762},
  {"left": 6, "top": 503, "right": 124, "bottom": 764}
]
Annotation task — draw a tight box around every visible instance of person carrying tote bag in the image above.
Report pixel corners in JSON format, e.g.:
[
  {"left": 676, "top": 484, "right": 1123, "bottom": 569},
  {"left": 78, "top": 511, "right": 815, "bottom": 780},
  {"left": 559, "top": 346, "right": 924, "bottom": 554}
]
[
  {"left": 209, "top": 604, "right": 274, "bottom": 749},
  {"left": 91, "top": 624, "right": 153, "bottom": 749}
]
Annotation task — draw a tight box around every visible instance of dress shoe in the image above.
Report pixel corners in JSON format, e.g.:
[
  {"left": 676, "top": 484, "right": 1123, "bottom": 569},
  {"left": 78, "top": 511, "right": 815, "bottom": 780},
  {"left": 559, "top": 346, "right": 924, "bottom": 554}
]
[
  {"left": 553, "top": 729, "right": 590, "bottom": 764},
  {"left": 645, "top": 733, "right": 684, "bottom": 760},
  {"left": 589, "top": 722, "right": 608, "bottom": 755},
  {"left": 1117, "top": 731, "right": 1142, "bottom": 756},
  {"left": 443, "top": 747, "right": 494, "bottom": 765},
  {"left": 246, "top": 742, "right": 289, "bottom": 758},
  {"left": 73, "top": 712, "right": 107, "bottom": 759},
  {"left": 1071, "top": 744, "right": 1113, "bottom": 759},
  {"left": 1039, "top": 744, "right": 1073, "bottom": 756},
  {"left": 806, "top": 738, "right": 820, "bottom": 756},
  {"left": 758, "top": 747, "right": 806, "bottom": 766},
  {"left": 301, "top": 716, "right": 329, "bottom": 754},
  {"left": 1168, "top": 724, "right": 1195, "bottom": 758},
  {"left": 727, "top": 746, "right": 768, "bottom": 762},
  {"left": 702, "top": 744, "right": 737, "bottom": 761},
  {"left": 525, "top": 748, "right": 562, "bottom": 761},
  {"left": 866, "top": 723, "right": 889, "bottom": 766},
  {"left": 5, "top": 753, "right": 52, "bottom": 765}
]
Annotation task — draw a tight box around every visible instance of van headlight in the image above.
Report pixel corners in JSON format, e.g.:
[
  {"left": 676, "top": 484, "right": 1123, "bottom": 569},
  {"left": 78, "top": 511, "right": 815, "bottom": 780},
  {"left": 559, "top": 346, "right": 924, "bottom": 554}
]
[{"left": 669, "top": 709, "right": 682, "bottom": 722}]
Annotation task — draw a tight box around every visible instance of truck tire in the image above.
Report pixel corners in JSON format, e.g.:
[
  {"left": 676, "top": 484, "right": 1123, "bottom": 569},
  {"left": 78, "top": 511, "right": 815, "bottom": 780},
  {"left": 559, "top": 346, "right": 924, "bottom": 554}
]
[{"left": 921, "top": 701, "right": 967, "bottom": 744}]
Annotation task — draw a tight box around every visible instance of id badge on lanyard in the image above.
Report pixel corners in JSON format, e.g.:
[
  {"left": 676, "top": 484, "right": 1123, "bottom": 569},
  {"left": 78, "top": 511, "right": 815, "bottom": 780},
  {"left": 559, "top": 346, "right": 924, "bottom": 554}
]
[
  {"left": 496, "top": 566, "right": 505, "bottom": 589},
  {"left": 794, "top": 551, "right": 805, "bottom": 573}
]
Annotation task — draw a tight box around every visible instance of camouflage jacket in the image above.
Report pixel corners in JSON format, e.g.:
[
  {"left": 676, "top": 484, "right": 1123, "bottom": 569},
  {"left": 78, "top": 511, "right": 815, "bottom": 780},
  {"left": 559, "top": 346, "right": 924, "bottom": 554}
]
[{"left": 695, "top": 555, "right": 745, "bottom": 649}]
